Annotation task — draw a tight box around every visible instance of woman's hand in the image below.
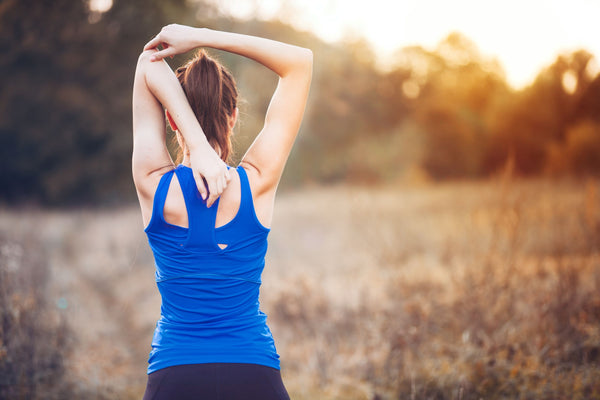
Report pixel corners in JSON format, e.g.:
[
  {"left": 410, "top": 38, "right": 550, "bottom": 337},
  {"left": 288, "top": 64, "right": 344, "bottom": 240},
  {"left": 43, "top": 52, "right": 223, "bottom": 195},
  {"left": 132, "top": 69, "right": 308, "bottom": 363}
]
[
  {"left": 189, "top": 144, "right": 231, "bottom": 208},
  {"left": 144, "top": 24, "right": 202, "bottom": 61}
]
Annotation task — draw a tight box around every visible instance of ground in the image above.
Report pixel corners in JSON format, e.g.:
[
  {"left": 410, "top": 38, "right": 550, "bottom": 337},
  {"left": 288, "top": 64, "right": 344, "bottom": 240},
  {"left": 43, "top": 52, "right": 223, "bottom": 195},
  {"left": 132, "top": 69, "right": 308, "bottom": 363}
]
[{"left": 1, "top": 177, "right": 599, "bottom": 399}]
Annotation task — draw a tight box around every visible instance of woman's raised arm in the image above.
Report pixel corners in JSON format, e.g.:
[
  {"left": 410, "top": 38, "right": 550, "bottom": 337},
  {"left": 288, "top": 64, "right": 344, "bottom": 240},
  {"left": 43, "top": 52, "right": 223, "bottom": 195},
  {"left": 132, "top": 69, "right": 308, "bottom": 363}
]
[
  {"left": 132, "top": 49, "right": 230, "bottom": 210},
  {"left": 146, "top": 25, "right": 313, "bottom": 196}
]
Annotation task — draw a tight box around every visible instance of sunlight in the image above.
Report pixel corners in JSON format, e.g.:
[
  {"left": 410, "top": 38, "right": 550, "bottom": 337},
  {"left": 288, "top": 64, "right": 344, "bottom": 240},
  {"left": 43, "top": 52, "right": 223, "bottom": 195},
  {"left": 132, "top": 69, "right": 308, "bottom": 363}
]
[
  {"left": 210, "top": 0, "right": 600, "bottom": 89},
  {"left": 585, "top": 57, "right": 600, "bottom": 79},
  {"left": 401, "top": 80, "right": 420, "bottom": 99},
  {"left": 562, "top": 70, "right": 578, "bottom": 94},
  {"left": 87, "top": 0, "right": 113, "bottom": 23},
  {"left": 88, "top": 0, "right": 112, "bottom": 13}
]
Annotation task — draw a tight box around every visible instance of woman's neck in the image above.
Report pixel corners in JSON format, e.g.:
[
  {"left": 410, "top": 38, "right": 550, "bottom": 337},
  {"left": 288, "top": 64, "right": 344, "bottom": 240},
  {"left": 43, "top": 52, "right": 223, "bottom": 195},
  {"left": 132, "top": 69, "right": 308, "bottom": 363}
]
[{"left": 180, "top": 154, "right": 191, "bottom": 167}]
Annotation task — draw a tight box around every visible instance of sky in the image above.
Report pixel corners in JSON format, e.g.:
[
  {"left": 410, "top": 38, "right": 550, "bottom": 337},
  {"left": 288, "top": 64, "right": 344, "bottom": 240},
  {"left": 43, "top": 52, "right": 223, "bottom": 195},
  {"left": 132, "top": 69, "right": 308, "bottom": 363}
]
[{"left": 209, "top": 0, "right": 600, "bottom": 89}]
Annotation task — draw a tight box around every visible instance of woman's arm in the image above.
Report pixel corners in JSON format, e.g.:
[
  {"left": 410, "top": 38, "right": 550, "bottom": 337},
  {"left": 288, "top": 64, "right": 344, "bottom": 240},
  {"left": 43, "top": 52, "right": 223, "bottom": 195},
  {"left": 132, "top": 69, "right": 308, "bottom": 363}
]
[
  {"left": 132, "top": 49, "right": 230, "bottom": 210},
  {"left": 146, "top": 25, "right": 312, "bottom": 225}
]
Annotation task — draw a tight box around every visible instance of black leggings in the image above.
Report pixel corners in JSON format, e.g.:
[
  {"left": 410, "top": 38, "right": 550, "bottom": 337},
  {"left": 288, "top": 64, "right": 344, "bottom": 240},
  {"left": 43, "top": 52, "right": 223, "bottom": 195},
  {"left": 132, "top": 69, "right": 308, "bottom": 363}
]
[{"left": 142, "top": 363, "right": 290, "bottom": 400}]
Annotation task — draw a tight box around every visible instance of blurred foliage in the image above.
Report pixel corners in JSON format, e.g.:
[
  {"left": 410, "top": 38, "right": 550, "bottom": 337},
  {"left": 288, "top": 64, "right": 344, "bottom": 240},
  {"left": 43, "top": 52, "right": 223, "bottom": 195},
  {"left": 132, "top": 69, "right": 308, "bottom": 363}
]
[
  {"left": 264, "top": 179, "right": 600, "bottom": 399},
  {"left": 1, "top": 1, "right": 599, "bottom": 205},
  {"left": 0, "top": 0, "right": 191, "bottom": 205},
  {"left": 0, "top": 233, "right": 71, "bottom": 399}
]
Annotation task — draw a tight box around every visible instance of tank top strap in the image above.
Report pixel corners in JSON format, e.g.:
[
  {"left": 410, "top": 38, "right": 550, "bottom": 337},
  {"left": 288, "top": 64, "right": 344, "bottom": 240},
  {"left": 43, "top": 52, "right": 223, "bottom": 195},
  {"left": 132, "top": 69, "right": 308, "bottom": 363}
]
[
  {"left": 235, "top": 165, "right": 266, "bottom": 231},
  {"left": 236, "top": 166, "right": 253, "bottom": 217},
  {"left": 174, "top": 165, "right": 220, "bottom": 251},
  {"left": 151, "top": 169, "right": 175, "bottom": 223}
]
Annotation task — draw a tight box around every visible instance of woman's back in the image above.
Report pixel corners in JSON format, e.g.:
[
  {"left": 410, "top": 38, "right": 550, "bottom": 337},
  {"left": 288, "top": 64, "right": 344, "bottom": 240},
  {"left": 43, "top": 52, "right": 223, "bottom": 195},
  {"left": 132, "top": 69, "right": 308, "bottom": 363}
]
[
  {"left": 133, "top": 24, "right": 311, "bottom": 399},
  {"left": 161, "top": 165, "right": 261, "bottom": 241},
  {"left": 145, "top": 165, "right": 278, "bottom": 374}
]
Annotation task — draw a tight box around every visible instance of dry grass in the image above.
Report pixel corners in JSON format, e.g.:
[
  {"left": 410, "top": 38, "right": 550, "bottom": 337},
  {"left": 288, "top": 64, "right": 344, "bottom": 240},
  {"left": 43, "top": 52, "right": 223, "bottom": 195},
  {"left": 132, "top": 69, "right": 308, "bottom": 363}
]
[{"left": 1, "top": 177, "right": 599, "bottom": 399}]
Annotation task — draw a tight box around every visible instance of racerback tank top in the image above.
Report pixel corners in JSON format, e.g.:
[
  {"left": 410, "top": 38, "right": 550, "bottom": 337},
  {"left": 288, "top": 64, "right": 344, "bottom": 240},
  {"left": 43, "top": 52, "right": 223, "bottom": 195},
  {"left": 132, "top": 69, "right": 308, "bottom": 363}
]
[{"left": 143, "top": 164, "right": 279, "bottom": 374}]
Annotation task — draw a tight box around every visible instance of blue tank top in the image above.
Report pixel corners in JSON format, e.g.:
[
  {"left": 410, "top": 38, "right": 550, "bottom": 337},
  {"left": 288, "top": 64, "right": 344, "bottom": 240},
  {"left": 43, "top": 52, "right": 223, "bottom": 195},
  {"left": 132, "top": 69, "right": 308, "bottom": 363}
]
[{"left": 144, "top": 165, "right": 279, "bottom": 374}]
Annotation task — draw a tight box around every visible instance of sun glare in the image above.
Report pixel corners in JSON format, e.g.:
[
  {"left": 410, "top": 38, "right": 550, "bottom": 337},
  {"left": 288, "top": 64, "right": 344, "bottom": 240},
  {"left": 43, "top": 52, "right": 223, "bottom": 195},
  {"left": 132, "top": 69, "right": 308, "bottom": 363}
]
[
  {"left": 211, "top": 0, "right": 599, "bottom": 89},
  {"left": 89, "top": 0, "right": 113, "bottom": 13}
]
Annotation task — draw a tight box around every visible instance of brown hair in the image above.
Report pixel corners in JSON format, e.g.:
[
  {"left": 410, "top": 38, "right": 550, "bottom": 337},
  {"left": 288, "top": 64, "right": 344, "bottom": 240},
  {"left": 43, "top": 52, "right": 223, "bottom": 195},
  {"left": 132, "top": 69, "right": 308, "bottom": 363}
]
[{"left": 175, "top": 49, "right": 238, "bottom": 163}]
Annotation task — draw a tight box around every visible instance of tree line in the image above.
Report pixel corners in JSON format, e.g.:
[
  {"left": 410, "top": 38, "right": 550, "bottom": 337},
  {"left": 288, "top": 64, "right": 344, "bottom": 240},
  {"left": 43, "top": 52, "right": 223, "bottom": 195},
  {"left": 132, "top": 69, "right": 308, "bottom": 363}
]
[{"left": 1, "top": 0, "right": 598, "bottom": 205}]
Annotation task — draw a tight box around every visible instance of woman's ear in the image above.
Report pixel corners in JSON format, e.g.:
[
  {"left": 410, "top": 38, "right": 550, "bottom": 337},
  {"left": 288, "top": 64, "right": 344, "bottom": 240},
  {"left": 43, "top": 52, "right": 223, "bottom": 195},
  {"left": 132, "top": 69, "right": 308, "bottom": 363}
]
[{"left": 166, "top": 110, "right": 178, "bottom": 132}]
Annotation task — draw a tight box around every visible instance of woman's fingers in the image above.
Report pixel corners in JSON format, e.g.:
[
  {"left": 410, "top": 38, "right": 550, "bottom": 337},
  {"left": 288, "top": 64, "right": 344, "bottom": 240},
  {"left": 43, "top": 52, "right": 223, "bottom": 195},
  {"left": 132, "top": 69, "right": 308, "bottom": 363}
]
[
  {"left": 189, "top": 150, "right": 230, "bottom": 207},
  {"left": 144, "top": 36, "right": 159, "bottom": 51},
  {"left": 143, "top": 36, "right": 157, "bottom": 50},
  {"left": 202, "top": 169, "right": 230, "bottom": 208},
  {"left": 150, "top": 47, "right": 175, "bottom": 62},
  {"left": 144, "top": 24, "right": 193, "bottom": 59},
  {"left": 206, "top": 180, "right": 219, "bottom": 208},
  {"left": 194, "top": 172, "right": 209, "bottom": 201},
  {"left": 143, "top": 34, "right": 172, "bottom": 61},
  {"left": 211, "top": 174, "right": 226, "bottom": 207}
]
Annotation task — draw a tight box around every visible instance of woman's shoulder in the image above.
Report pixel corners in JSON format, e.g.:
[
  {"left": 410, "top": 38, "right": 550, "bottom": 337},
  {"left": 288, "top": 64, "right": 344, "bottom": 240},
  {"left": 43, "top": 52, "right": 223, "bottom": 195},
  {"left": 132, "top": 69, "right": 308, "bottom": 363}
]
[
  {"left": 237, "top": 162, "right": 276, "bottom": 229},
  {"left": 238, "top": 161, "right": 271, "bottom": 198},
  {"left": 134, "top": 164, "right": 176, "bottom": 198},
  {"left": 134, "top": 164, "right": 177, "bottom": 229}
]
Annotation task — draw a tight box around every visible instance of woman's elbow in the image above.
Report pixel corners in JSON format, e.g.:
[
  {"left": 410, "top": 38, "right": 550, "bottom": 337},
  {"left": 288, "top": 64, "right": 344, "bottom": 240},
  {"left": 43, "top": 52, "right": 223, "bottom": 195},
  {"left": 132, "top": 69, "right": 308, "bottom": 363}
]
[
  {"left": 299, "top": 48, "right": 313, "bottom": 72},
  {"left": 137, "top": 49, "right": 158, "bottom": 68},
  {"left": 291, "top": 48, "right": 313, "bottom": 79}
]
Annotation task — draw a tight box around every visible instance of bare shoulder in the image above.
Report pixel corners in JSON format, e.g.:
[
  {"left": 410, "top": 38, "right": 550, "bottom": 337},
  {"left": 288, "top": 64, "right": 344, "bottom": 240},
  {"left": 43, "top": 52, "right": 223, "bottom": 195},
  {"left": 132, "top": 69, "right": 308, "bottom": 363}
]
[
  {"left": 239, "top": 160, "right": 271, "bottom": 196},
  {"left": 239, "top": 161, "right": 277, "bottom": 228},
  {"left": 133, "top": 164, "right": 175, "bottom": 225}
]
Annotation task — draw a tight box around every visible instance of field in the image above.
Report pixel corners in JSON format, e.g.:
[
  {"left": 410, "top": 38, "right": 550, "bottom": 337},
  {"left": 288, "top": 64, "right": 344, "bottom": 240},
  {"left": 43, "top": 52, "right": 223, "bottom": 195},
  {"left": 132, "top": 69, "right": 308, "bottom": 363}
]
[{"left": 1, "top": 177, "right": 600, "bottom": 399}]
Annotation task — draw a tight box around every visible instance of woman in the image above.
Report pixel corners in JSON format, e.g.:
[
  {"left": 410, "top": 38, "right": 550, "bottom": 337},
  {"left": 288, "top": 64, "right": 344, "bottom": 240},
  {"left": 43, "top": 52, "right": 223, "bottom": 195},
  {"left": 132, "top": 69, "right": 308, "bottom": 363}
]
[{"left": 132, "top": 24, "right": 312, "bottom": 399}]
